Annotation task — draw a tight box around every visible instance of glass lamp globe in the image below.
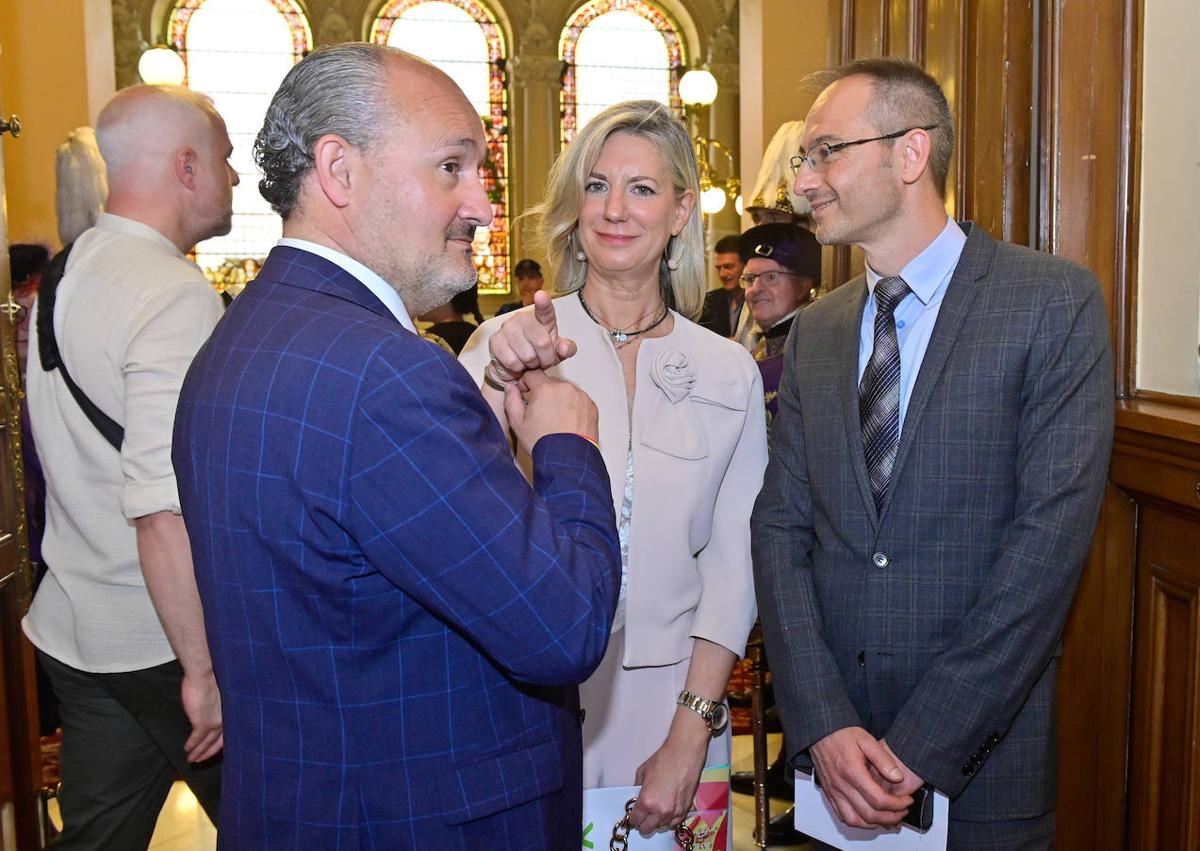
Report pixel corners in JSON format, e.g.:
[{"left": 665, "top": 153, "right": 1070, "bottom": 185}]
[
  {"left": 679, "top": 69, "right": 719, "bottom": 106},
  {"left": 138, "top": 46, "right": 185, "bottom": 86},
  {"left": 701, "top": 184, "right": 728, "bottom": 215}
]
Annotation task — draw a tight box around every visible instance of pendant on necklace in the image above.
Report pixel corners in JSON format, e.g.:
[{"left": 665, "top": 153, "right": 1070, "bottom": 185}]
[{"left": 612, "top": 330, "right": 629, "bottom": 343}]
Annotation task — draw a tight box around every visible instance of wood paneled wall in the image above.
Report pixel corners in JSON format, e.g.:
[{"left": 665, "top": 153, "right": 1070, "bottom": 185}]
[
  {"left": 1107, "top": 406, "right": 1200, "bottom": 851},
  {"left": 819, "top": 1, "right": 1200, "bottom": 848},
  {"left": 822, "top": 0, "right": 1038, "bottom": 288}
]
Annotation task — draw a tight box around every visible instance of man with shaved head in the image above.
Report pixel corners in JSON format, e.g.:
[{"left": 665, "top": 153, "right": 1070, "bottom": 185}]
[
  {"left": 24, "top": 84, "right": 235, "bottom": 848},
  {"left": 172, "top": 43, "right": 620, "bottom": 847}
]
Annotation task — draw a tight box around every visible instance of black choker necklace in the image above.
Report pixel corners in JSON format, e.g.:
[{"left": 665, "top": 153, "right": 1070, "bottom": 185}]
[{"left": 577, "top": 290, "right": 669, "bottom": 344}]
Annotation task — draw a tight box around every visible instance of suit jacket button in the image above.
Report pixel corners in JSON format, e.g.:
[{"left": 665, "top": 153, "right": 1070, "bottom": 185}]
[
  {"left": 971, "top": 753, "right": 983, "bottom": 766},
  {"left": 872, "top": 552, "right": 889, "bottom": 568},
  {"left": 857, "top": 651, "right": 866, "bottom": 668},
  {"left": 961, "top": 764, "right": 973, "bottom": 775}
]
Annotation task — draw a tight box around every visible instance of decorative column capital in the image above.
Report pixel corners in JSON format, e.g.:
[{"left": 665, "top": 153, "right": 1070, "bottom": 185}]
[{"left": 511, "top": 54, "right": 563, "bottom": 90}]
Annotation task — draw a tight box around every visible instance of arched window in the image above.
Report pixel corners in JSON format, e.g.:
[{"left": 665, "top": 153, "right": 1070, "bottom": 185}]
[
  {"left": 371, "top": 0, "right": 510, "bottom": 294},
  {"left": 169, "top": 0, "right": 311, "bottom": 275},
  {"left": 559, "top": 0, "right": 685, "bottom": 145}
]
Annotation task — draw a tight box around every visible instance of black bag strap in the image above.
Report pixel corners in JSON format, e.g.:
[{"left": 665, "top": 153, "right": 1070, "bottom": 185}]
[{"left": 36, "top": 244, "right": 125, "bottom": 450}]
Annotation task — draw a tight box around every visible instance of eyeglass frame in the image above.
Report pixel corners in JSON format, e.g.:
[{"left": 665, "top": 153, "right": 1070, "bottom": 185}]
[
  {"left": 789, "top": 125, "right": 940, "bottom": 175},
  {"left": 740, "top": 269, "right": 802, "bottom": 288}
]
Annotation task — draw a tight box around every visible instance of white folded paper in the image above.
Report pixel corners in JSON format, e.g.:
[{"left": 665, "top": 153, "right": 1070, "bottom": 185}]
[{"left": 793, "top": 770, "right": 949, "bottom": 850}]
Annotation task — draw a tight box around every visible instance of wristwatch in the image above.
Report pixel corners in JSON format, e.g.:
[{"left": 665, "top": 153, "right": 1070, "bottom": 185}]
[{"left": 676, "top": 690, "right": 729, "bottom": 737}]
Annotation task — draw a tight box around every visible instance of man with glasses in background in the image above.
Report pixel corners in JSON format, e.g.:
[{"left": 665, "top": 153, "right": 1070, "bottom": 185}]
[
  {"left": 752, "top": 57, "right": 1113, "bottom": 849},
  {"left": 740, "top": 222, "right": 821, "bottom": 424}
]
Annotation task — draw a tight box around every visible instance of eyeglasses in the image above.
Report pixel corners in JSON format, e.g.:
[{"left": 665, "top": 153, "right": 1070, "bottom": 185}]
[
  {"left": 741, "top": 270, "right": 799, "bottom": 288},
  {"left": 789, "top": 125, "right": 940, "bottom": 175}
]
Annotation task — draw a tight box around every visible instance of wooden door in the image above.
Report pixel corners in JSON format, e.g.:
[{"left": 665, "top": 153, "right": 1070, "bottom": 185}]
[
  {"left": 0, "top": 64, "right": 44, "bottom": 851},
  {"left": 1127, "top": 504, "right": 1200, "bottom": 850}
]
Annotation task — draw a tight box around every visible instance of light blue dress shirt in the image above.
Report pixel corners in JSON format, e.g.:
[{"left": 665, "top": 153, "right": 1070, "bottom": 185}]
[
  {"left": 277, "top": 237, "right": 416, "bottom": 332},
  {"left": 858, "top": 216, "right": 967, "bottom": 431}
]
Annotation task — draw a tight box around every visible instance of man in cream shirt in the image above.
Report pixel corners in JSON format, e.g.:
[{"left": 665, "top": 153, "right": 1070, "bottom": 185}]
[{"left": 25, "top": 84, "right": 236, "bottom": 849}]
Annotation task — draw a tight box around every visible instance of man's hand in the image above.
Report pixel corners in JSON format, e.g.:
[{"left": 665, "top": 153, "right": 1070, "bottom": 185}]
[
  {"left": 809, "top": 726, "right": 913, "bottom": 829},
  {"left": 504, "top": 369, "right": 599, "bottom": 454},
  {"left": 874, "top": 738, "right": 925, "bottom": 796},
  {"left": 181, "top": 668, "right": 223, "bottom": 763},
  {"left": 488, "top": 290, "right": 577, "bottom": 382}
]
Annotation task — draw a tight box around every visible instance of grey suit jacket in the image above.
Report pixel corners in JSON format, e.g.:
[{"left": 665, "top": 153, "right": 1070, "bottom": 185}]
[{"left": 751, "top": 222, "right": 1114, "bottom": 821}]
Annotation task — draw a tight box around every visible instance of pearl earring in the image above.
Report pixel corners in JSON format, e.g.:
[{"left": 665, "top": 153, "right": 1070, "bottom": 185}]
[
  {"left": 665, "top": 235, "right": 680, "bottom": 271},
  {"left": 576, "top": 249, "right": 587, "bottom": 262}
]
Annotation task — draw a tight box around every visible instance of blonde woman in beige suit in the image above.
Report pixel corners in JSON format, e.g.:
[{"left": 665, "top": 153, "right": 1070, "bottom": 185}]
[{"left": 460, "top": 100, "right": 767, "bottom": 838}]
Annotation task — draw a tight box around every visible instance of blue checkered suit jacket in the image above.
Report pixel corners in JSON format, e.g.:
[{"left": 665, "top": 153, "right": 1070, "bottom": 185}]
[
  {"left": 173, "top": 246, "right": 620, "bottom": 849},
  {"left": 752, "top": 223, "right": 1114, "bottom": 822}
]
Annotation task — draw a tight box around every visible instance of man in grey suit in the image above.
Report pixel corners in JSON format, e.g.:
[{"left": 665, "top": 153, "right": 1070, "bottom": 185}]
[{"left": 752, "top": 57, "right": 1113, "bottom": 849}]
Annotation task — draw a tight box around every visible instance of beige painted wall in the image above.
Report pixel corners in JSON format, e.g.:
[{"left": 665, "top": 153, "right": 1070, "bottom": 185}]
[
  {"left": 0, "top": 0, "right": 114, "bottom": 247},
  {"left": 738, "top": 0, "right": 832, "bottom": 231},
  {"left": 1136, "top": 0, "right": 1200, "bottom": 397}
]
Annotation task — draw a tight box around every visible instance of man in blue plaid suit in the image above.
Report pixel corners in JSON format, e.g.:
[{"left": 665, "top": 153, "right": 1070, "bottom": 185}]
[
  {"left": 173, "top": 44, "right": 621, "bottom": 848},
  {"left": 752, "top": 58, "right": 1114, "bottom": 849}
]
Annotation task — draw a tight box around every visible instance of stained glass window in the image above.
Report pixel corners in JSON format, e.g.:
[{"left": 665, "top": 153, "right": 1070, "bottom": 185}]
[
  {"left": 560, "top": 0, "right": 685, "bottom": 146},
  {"left": 169, "top": 0, "right": 311, "bottom": 275},
  {"left": 372, "top": 0, "right": 510, "bottom": 294}
]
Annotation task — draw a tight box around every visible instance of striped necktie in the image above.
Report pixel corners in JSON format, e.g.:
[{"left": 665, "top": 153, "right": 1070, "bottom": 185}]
[{"left": 859, "top": 276, "right": 911, "bottom": 511}]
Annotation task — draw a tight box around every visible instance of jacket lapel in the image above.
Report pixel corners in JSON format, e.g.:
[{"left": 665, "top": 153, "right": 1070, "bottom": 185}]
[
  {"left": 880, "top": 223, "right": 994, "bottom": 517},
  {"left": 834, "top": 277, "right": 879, "bottom": 526},
  {"left": 259, "top": 245, "right": 399, "bottom": 323}
]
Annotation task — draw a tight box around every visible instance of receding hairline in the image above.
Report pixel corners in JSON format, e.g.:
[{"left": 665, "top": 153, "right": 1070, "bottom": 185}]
[
  {"left": 377, "top": 52, "right": 482, "bottom": 134},
  {"left": 804, "top": 66, "right": 942, "bottom": 130}
]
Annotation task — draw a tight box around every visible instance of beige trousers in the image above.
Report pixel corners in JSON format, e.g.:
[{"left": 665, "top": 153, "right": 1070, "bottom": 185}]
[{"left": 580, "top": 630, "right": 731, "bottom": 788}]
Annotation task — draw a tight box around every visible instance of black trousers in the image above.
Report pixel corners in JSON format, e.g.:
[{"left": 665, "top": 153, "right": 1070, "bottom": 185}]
[{"left": 38, "top": 650, "right": 222, "bottom": 850}]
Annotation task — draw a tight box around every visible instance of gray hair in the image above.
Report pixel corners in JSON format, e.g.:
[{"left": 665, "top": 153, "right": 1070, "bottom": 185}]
[
  {"left": 531, "top": 100, "right": 707, "bottom": 320},
  {"left": 254, "top": 43, "right": 398, "bottom": 219},
  {"left": 810, "top": 57, "right": 955, "bottom": 196},
  {"left": 55, "top": 127, "right": 108, "bottom": 245}
]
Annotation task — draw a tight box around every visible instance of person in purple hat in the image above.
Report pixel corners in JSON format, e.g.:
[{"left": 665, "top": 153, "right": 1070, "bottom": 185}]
[{"left": 740, "top": 222, "right": 822, "bottom": 424}]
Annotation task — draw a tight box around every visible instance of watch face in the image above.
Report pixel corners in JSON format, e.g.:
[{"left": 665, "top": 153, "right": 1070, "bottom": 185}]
[{"left": 710, "top": 703, "right": 729, "bottom": 735}]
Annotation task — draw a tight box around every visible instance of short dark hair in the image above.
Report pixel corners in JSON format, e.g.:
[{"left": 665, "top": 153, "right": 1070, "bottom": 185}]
[
  {"left": 713, "top": 235, "right": 741, "bottom": 255},
  {"left": 513, "top": 258, "right": 542, "bottom": 278},
  {"left": 9, "top": 243, "right": 49, "bottom": 286},
  {"left": 450, "top": 284, "right": 482, "bottom": 323},
  {"left": 816, "top": 57, "right": 954, "bottom": 196}
]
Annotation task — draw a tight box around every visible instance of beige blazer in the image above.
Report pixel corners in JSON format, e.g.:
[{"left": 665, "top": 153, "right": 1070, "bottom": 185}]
[{"left": 460, "top": 292, "right": 766, "bottom": 667}]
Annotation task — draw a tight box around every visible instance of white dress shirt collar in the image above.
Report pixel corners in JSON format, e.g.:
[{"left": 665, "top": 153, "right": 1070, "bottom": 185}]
[{"left": 865, "top": 215, "right": 966, "bottom": 305}]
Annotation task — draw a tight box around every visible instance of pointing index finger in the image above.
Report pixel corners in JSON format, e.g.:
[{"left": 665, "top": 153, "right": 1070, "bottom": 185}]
[{"left": 532, "top": 290, "right": 557, "bottom": 332}]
